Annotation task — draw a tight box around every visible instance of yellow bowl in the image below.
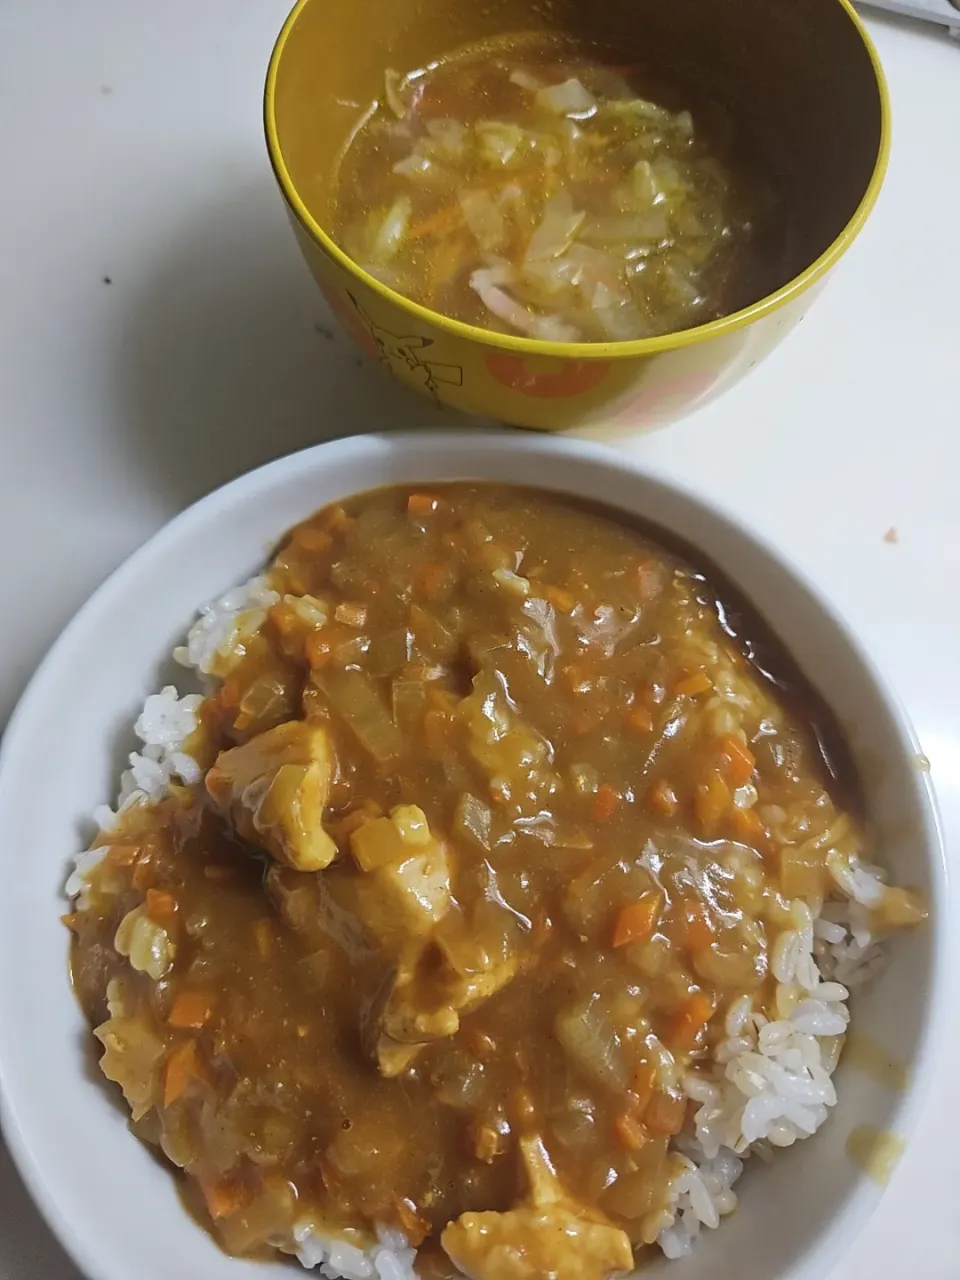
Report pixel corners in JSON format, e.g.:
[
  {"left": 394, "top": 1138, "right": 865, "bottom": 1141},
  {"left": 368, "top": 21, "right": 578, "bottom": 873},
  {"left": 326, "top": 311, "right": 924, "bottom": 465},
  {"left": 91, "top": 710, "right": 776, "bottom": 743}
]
[{"left": 265, "top": 0, "right": 888, "bottom": 432}]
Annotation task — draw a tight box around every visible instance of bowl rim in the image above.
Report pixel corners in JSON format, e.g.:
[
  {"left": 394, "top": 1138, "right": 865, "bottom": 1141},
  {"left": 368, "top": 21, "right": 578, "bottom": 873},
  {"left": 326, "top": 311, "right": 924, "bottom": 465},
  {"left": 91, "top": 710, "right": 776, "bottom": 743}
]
[
  {"left": 0, "top": 430, "right": 948, "bottom": 1280},
  {"left": 263, "top": 0, "right": 891, "bottom": 361}
]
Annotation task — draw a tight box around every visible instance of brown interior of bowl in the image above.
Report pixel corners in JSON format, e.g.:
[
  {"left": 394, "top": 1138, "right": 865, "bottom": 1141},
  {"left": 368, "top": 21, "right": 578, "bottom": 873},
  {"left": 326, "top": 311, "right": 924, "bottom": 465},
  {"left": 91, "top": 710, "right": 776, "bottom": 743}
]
[{"left": 271, "top": 0, "right": 883, "bottom": 295}]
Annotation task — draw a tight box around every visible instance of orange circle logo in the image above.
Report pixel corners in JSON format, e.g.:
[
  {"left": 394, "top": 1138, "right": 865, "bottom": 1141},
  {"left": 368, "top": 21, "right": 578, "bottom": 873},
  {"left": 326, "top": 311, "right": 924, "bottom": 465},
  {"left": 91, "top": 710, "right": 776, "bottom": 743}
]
[{"left": 486, "top": 353, "right": 611, "bottom": 399}]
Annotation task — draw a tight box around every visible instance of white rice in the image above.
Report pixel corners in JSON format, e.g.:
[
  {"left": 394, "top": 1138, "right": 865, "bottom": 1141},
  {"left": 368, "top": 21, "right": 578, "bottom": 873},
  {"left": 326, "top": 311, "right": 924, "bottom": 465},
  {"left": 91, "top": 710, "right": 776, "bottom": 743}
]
[
  {"left": 173, "top": 573, "right": 280, "bottom": 676},
  {"left": 292, "top": 1225, "right": 417, "bottom": 1279},
  {"left": 64, "top": 578, "right": 901, "bottom": 1276},
  {"left": 65, "top": 685, "right": 203, "bottom": 908}
]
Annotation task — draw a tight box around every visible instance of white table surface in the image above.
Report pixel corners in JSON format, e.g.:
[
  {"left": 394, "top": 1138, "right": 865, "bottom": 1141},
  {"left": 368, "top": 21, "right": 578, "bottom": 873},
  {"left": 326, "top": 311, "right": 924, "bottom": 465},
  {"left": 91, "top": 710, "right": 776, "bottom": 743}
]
[{"left": 1, "top": 3, "right": 958, "bottom": 1276}]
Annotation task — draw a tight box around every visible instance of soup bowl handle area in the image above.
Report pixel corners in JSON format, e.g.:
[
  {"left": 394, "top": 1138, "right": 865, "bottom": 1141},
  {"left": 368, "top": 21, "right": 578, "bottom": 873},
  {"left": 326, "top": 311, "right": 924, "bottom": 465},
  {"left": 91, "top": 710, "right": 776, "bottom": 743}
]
[{"left": 0, "top": 432, "right": 946, "bottom": 1280}]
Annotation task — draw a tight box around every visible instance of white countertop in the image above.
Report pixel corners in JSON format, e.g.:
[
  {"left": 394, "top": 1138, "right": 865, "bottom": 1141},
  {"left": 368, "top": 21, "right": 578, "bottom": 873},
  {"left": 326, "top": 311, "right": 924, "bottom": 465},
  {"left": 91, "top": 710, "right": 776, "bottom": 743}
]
[{"left": 1, "top": 2, "right": 958, "bottom": 1276}]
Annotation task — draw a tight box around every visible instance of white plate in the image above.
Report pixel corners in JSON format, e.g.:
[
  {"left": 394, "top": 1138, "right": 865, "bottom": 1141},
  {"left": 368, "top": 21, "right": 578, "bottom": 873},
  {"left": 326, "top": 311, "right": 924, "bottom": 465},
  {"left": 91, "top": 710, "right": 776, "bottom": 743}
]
[{"left": 0, "top": 431, "right": 947, "bottom": 1280}]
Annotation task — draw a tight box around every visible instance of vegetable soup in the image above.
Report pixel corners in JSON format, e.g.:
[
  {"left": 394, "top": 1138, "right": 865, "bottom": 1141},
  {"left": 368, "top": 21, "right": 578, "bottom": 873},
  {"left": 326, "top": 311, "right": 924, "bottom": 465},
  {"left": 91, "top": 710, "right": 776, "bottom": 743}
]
[{"left": 331, "top": 36, "right": 788, "bottom": 342}]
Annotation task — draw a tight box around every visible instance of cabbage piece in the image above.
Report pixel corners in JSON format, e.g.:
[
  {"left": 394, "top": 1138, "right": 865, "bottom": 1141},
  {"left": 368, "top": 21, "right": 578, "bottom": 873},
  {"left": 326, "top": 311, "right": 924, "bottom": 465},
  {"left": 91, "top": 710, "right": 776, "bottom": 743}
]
[
  {"left": 460, "top": 190, "right": 506, "bottom": 252},
  {"left": 524, "top": 193, "right": 586, "bottom": 265},
  {"left": 591, "top": 281, "right": 647, "bottom": 340},
  {"left": 535, "top": 78, "right": 597, "bottom": 119},
  {"left": 425, "top": 117, "right": 468, "bottom": 159},
  {"left": 476, "top": 120, "right": 525, "bottom": 166},
  {"left": 581, "top": 210, "right": 670, "bottom": 244}
]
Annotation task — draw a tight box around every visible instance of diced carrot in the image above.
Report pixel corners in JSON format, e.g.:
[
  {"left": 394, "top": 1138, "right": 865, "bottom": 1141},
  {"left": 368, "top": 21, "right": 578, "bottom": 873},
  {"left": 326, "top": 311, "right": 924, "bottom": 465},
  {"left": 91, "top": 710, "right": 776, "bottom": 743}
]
[
  {"left": 268, "top": 602, "right": 300, "bottom": 637},
  {"left": 393, "top": 1195, "right": 429, "bottom": 1246},
  {"left": 614, "top": 1110, "right": 650, "bottom": 1151},
  {"left": 200, "top": 1176, "right": 249, "bottom": 1221},
  {"left": 163, "top": 1039, "right": 200, "bottom": 1107},
  {"left": 669, "top": 991, "right": 715, "bottom": 1051},
  {"left": 407, "top": 492, "right": 442, "bottom": 517},
  {"left": 294, "top": 525, "right": 333, "bottom": 554},
  {"left": 305, "top": 624, "right": 351, "bottom": 668},
  {"left": 168, "top": 989, "right": 215, "bottom": 1030},
  {"left": 426, "top": 236, "right": 469, "bottom": 307},
  {"left": 731, "top": 806, "right": 768, "bottom": 849},
  {"left": 61, "top": 911, "right": 82, "bottom": 932},
  {"left": 219, "top": 674, "right": 242, "bottom": 710},
  {"left": 253, "top": 918, "right": 275, "bottom": 959},
  {"left": 694, "top": 770, "right": 732, "bottom": 833},
  {"left": 648, "top": 779, "right": 678, "bottom": 818},
  {"left": 626, "top": 704, "right": 654, "bottom": 733},
  {"left": 718, "top": 733, "right": 756, "bottom": 787},
  {"left": 334, "top": 601, "right": 368, "bottom": 628},
  {"left": 407, "top": 203, "right": 464, "bottom": 241},
  {"left": 545, "top": 584, "right": 576, "bottom": 613},
  {"left": 678, "top": 897, "right": 717, "bottom": 952},
  {"left": 107, "top": 841, "right": 140, "bottom": 867},
  {"left": 145, "top": 888, "right": 177, "bottom": 925},
  {"left": 592, "top": 784, "right": 619, "bottom": 823},
  {"left": 612, "top": 891, "right": 663, "bottom": 948},
  {"left": 416, "top": 561, "right": 449, "bottom": 599},
  {"left": 643, "top": 1089, "right": 686, "bottom": 1136},
  {"left": 631, "top": 1063, "right": 657, "bottom": 1114},
  {"left": 675, "top": 671, "right": 713, "bottom": 697}
]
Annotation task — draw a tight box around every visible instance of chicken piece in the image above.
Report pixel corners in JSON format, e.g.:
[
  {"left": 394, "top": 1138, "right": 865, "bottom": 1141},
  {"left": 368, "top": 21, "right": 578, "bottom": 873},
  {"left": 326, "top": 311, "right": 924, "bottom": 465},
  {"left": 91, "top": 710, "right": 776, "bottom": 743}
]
[
  {"left": 205, "top": 720, "right": 336, "bottom": 871},
  {"left": 458, "top": 671, "right": 558, "bottom": 816},
  {"left": 372, "top": 945, "right": 519, "bottom": 1076},
  {"left": 348, "top": 806, "right": 452, "bottom": 945},
  {"left": 442, "top": 1135, "right": 633, "bottom": 1280}
]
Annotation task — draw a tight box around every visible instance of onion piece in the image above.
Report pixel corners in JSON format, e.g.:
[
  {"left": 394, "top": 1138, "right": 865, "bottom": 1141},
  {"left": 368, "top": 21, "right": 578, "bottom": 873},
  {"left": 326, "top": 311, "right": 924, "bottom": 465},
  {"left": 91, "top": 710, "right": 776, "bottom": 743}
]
[
  {"left": 555, "top": 995, "right": 629, "bottom": 1091},
  {"left": 314, "top": 668, "right": 403, "bottom": 762},
  {"left": 373, "top": 197, "right": 412, "bottom": 262},
  {"left": 455, "top": 793, "right": 493, "bottom": 851},
  {"left": 383, "top": 68, "right": 410, "bottom": 119},
  {"left": 535, "top": 77, "right": 597, "bottom": 119},
  {"left": 469, "top": 268, "right": 579, "bottom": 341},
  {"left": 509, "top": 68, "right": 544, "bottom": 93}
]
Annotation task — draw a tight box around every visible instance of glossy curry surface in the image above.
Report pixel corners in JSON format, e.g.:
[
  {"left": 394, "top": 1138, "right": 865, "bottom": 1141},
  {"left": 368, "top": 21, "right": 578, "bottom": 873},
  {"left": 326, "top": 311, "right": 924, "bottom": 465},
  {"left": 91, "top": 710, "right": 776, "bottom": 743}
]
[{"left": 70, "top": 485, "right": 920, "bottom": 1274}]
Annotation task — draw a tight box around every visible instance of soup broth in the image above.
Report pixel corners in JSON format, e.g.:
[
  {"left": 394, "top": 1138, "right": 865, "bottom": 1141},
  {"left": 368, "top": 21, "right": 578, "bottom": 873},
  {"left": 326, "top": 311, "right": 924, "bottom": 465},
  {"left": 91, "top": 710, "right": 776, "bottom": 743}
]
[{"left": 331, "top": 35, "right": 788, "bottom": 342}]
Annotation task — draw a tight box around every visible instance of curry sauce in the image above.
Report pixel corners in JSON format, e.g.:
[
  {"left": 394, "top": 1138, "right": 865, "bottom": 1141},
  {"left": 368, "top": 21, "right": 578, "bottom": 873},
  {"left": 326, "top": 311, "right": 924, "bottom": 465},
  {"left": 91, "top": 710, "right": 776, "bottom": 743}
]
[{"left": 67, "top": 485, "right": 924, "bottom": 1276}]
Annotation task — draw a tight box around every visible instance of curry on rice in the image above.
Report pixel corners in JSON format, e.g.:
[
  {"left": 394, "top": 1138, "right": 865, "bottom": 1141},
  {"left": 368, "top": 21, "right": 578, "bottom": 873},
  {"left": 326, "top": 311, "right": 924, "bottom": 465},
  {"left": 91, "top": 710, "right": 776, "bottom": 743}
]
[{"left": 65, "top": 484, "right": 926, "bottom": 1278}]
